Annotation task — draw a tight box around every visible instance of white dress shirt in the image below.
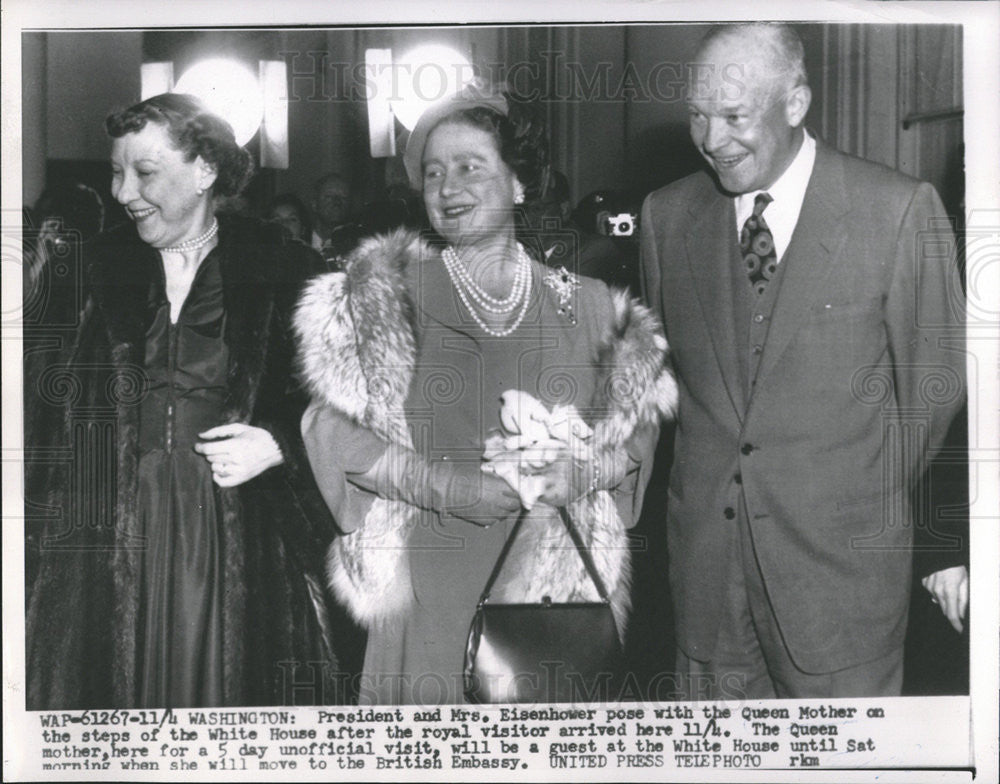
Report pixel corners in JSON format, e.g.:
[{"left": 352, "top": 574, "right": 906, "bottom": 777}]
[{"left": 734, "top": 131, "right": 817, "bottom": 263}]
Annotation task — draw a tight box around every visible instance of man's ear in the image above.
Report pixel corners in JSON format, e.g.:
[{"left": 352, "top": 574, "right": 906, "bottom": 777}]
[{"left": 784, "top": 84, "right": 812, "bottom": 128}]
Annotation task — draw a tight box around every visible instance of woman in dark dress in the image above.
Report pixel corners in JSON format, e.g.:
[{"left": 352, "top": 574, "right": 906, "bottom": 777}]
[{"left": 25, "top": 93, "right": 340, "bottom": 708}]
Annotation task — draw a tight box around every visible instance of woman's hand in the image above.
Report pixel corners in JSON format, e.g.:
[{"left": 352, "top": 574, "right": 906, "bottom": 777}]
[
  {"left": 533, "top": 453, "right": 593, "bottom": 507},
  {"left": 484, "top": 444, "right": 591, "bottom": 509},
  {"left": 194, "top": 423, "right": 284, "bottom": 487},
  {"left": 533, "top": 448, "right": 634, "bottom": 508}
]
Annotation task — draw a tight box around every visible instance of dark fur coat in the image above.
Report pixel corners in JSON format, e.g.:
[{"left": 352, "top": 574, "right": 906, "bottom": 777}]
[{"left": 24, "top": 216, "right": 341, "bottom": 709}]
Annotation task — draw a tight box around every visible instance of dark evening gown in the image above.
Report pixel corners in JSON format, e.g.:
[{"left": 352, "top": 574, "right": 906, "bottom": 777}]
[{"left": 137, "top": 251, "right": 227, "bottom": 707}]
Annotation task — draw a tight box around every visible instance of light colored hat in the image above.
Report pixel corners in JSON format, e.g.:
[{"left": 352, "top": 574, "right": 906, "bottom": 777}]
[{"left": 402, "top": 81, "right": 509, "bottom": 190}]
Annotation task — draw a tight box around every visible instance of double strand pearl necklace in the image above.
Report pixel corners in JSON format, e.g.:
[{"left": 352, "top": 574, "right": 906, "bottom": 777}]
[
  {"left": 441, "top": 243, "right": 532, "bottom": 337},
  {"left": 159, "top": 218, "right": 219, "bottom": 254}
]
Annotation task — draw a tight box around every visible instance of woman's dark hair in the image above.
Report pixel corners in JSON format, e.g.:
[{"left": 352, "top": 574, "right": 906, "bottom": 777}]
[
  {"left": 105, "top": 93, "right": 254, "bottom": 196},
  {"left": 266, "top": 192, "right": 313, "bottom": 238},
  {"left": 447, "top": 96, "right": 550, "bottom": 204}
]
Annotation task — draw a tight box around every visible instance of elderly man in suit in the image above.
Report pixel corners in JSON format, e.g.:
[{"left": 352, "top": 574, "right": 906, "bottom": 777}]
[{"left": 640, "top": 23, "right": 967, "bottom": 698}]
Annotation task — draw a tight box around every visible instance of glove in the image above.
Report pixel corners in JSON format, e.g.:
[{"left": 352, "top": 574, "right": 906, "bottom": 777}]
[{"left": 355, "top": 443, "right": 522, "bottom": 527}]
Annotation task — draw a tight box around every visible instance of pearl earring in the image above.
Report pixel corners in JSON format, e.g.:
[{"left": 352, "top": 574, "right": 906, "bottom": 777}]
[{"left": 514, "top": 185, "right": 525, "bottom": 205}]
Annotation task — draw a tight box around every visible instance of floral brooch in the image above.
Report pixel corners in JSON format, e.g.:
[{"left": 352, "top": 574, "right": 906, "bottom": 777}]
[{"left": 542, "top": 266, "right": 581, "bottom": 324}]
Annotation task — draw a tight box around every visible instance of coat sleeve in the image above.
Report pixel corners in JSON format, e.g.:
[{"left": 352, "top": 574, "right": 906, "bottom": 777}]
[
  {"left": 883, "top": 182, "right": 968, "bottom": 574},
  {"left": 250, "top": 238, "right": 340, "bottom": 550},
  {"left": 610, "top": 421, "right": 660, "bottom": 529},
  {"left": 884, "top": 181, "right": 966, "bottom": 483},
  {"left": 639, "top": 194, "right": 665, "bottom": 322},
  {"left": 300, "top": 400, "right": 383, "bottom": 534}
]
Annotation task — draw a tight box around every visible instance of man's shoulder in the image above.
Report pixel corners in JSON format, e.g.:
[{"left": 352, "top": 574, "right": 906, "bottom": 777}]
[
  {"left": 644, "top": 169, "right": 718, "bottom": 213},
  {"left": 816, "top": 142, "right": 930, "bottom": 202}
]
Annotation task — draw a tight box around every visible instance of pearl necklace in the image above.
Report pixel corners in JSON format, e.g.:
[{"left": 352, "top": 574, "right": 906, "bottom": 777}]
[
  {"left": 159, "top": 218, "right": 219, "bottom": 254},
  {"left": 441, "top": 244, "right": 530, "bottom": 314},
  {"left": 441, "top": 243, "right": 532, "bottom": 337}
]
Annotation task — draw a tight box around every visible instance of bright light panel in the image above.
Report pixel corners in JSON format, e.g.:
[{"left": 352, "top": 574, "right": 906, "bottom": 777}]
[
  {"left": 259, "top": 60, "right": 289, "bottom": 168},
  {"left": 366, "top": 48, "right": 396, "bottom": 158},
  {"left": 390, "top": 44, "right": 474, "bottom": 131},
  {"left": 141, "top": 62, "right": 174, "bottom": 100},
  {"left": 174, "top": 58, "right": 264, "bottom": 146}
]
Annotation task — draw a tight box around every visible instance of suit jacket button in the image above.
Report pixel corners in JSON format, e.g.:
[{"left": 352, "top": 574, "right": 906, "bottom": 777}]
[
  {"left": 734, "top": 472, "right": 742, "bottom": 484},
  {"left": 724, "top": 507, "right": 736, "bottom": 520},
  {"left": 741, "top": 443, "right": 754, "bottom": 455}
]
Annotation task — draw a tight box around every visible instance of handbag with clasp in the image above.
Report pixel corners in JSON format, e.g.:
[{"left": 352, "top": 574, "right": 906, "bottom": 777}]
[{"left": 463, "top": 506, "right": 623, "bottom": 703}]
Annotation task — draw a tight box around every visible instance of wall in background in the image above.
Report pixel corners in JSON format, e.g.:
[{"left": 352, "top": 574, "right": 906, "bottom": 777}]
[
  {"left": 22, "top": 31, "right": 142, "bottom": 205},
  {"left": 45, "top": 31, "right": 143, "bottom": 161},
  {"left": 21, "top": 33, "right": 47, "bottom": 207},
  {"left": 23, "top": 24, "right": 963, "bottom": 219}
]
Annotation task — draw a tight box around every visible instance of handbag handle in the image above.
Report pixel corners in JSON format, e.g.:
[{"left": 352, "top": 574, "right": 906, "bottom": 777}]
[{"left": 477, "top": 505, "right": 613, "bottom": 606}]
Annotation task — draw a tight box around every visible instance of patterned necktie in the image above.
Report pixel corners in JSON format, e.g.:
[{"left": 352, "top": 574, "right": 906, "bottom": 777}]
[{"left": 741, "top": 192, "right": 777, "bottom": 296}]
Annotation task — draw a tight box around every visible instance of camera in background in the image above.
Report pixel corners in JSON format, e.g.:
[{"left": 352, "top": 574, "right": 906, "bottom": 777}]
[
  {"left": 598, "top": 210, "right": 638, "bottom": 237},
  {"left": 574, "top": 190, "right": 642, "bottom": 241}
]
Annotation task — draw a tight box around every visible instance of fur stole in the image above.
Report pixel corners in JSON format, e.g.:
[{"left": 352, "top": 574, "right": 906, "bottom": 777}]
[{"left": 295, "top": 229, "right": 676, "bottom": 633}]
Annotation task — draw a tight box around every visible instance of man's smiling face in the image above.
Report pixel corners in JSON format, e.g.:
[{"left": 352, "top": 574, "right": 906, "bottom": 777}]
[{"left": 687, "top": 33, "right": 809, "bottom": 195}]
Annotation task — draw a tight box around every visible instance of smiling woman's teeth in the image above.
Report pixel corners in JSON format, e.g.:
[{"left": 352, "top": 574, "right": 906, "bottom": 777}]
[
  {"left": 131, "top": 207, "right": 156, "bottom": 220},
  {"left": 443, "top": 206, "right": 473, "bottom": 216}
]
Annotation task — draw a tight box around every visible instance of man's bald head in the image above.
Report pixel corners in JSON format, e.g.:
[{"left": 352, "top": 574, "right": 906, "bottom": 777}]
[
  {"left": 693, "top": 24, "right": 808, "bottom": 105},
  {"left": 686, "top": 23, "right": 812, "bottom": 194}
]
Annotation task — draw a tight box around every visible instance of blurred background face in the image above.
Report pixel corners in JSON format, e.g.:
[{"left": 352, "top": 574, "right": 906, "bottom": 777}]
[
  {"left": 421, "top": 119, "right": 518, "bottom": 247},
  {"left": 687, "top": 35, "right": 802, "bottom": 195},
  {"left": 315, "top": 179, "right": 351, "bottom": 227},
  {"left": 110, "top": 121, "right": 211, "bottom": 248},
  {"left": 269, "top": 203, "right": 306, "bottom": 241}
]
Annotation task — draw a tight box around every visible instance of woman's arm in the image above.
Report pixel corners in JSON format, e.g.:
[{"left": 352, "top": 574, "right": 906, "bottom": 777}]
[
  {"left": 302, "top": 402, "right": 521, "bottom": 531},
  {"left": 610, "top": 421, "right": 661, "bottom": 528},
  {"left": 301, "top": 401, "right": 385, "bottom": 533}
]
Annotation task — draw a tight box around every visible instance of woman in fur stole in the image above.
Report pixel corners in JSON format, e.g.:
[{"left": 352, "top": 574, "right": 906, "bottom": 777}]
[
  {"left": 25, "top": 94, "right": 341, "bottom": 709},
  {"left": 296, "top": 83, "right": 677, "bottom": 704}
]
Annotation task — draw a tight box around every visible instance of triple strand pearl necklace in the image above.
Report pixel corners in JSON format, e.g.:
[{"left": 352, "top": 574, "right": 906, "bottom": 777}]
[
  {"left": 159, "top": 218, "right": 219, "bottom": 254},
  {"left": 441, "top": 243, "right": 532, "bottom": 337}
]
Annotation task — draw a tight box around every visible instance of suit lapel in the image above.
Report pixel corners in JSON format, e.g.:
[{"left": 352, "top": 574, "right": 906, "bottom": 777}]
[
  {"left": 684, "top": 188, "right": 746, "bottom": 422},
  {"left": 751, "top": 142, "right": 850, "bottom": 391}
]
